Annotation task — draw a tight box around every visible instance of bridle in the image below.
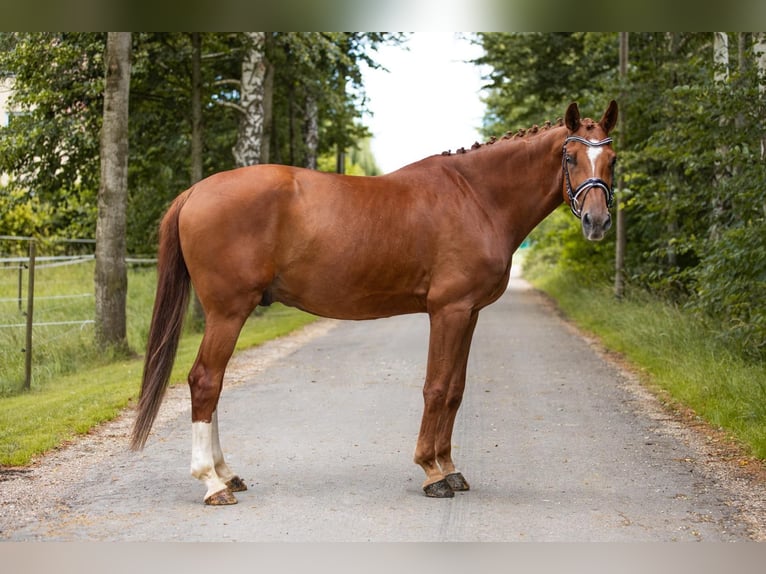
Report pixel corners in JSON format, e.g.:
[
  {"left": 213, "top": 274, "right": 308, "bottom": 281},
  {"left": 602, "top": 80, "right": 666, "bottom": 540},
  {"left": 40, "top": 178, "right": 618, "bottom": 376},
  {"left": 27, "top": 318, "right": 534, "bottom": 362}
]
[{"left": 562, "top": 135, "right": 614, "bottom": 219}]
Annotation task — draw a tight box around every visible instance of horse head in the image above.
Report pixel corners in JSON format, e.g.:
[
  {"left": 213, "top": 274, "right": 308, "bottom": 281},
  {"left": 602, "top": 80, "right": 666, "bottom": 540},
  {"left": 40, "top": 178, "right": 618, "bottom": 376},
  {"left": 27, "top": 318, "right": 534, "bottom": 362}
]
[{"left": 562, "top": 100, "right": 618, "bottom": 241}]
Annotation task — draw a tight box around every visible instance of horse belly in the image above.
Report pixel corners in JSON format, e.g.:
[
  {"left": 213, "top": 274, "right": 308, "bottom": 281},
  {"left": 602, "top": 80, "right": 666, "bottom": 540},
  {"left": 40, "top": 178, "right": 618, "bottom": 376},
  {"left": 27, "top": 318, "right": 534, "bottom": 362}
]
[{"left": 269, "top": 256, "right": 430, "bottom": 320}]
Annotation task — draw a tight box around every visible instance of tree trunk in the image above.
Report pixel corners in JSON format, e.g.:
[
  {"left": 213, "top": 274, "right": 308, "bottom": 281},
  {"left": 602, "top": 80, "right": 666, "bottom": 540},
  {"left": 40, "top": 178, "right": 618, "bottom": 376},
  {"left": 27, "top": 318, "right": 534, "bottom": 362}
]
[
  {"left": 189, "top": 32, "right": 205, "bottom": 326},
  {"left": 261, "top": 35, "right": 274, "bottom": 165},
  {"left": 614, "top": 32, "right": 628, "bottom": 299},
  {"left": 304, "top": 93, "right": 319, "bottom": 170},
  {"left": 95, "top": 32, "right": 131, "bottom": 350},
  {"left": 190, "top": 32, "right": 203, "bottom": 185},
  {"left": 232, "top": 32, "right": 266, "bottom": 167},
  {"left": 755, "top": 33, "right": 766, "bottom": 160},
  {"left": 713, "top": 32, "right": 729, "bottom": 83},
  {"left": 711, "top": 32, "right": 730, "bottom": 241}
]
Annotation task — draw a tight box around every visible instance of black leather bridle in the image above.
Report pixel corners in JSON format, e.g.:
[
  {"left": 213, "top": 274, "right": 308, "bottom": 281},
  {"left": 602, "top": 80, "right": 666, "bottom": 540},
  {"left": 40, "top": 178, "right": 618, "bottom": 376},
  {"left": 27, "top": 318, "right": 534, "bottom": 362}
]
[{"left": 562, "top": 135, "right": 614, "bottom": 219}]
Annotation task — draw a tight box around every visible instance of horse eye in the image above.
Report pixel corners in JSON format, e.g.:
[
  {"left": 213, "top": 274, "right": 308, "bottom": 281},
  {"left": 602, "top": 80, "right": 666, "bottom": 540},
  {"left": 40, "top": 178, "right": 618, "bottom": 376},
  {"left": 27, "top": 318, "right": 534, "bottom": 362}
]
[{"left": 566, "top": 155, "right": 576, "bottom": 165}]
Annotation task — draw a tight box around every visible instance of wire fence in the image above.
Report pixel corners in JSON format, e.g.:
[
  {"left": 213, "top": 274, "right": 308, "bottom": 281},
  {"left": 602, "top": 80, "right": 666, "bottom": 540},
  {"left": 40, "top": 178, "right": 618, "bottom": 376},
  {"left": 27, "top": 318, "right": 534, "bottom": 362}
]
[{"left": 0, "top": 236, "right": 156, "bottom": 394}]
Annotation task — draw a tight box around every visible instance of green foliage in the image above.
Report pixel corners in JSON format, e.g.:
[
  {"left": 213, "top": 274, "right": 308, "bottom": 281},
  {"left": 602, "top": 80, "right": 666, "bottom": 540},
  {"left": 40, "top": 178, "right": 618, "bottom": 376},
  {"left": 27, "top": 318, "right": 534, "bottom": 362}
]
[
  {"left": 689, "top": 222, "right": 766, "bottom": 360},
  {"left": 0, "top": 33, "right": 105, "bottom": 239},
  {"left": 0, "top": 32, "right": 397, "bottom": 255},
  {"left": 266, "top": 32, "right": 400, "bottom": 168},
  {"left": 476, "top": 32, "right": 617, "bottom": 135},
  {"left": 523, "top": 207, "right": 614, "bottom": 285},
  {"left": 480, "top": 32, "right": 766, "bottom": 361},
  {"left": 530, "top": 268, "right": 766, "bottom": 459}
]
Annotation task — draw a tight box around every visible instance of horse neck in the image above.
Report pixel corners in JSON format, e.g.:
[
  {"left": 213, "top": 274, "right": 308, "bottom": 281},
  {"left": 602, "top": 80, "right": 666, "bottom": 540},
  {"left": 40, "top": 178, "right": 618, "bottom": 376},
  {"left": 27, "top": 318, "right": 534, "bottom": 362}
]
[{"left": 448, "top": 126, "right": 567, "bottom": 246}]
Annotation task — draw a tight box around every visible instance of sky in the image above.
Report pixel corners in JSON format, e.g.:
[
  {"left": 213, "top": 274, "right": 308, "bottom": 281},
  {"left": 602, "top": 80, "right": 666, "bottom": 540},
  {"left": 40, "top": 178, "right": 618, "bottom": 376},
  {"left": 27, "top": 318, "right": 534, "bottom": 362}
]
[{"left": 360, "top": 32, "right": 488, "bottom": 174}]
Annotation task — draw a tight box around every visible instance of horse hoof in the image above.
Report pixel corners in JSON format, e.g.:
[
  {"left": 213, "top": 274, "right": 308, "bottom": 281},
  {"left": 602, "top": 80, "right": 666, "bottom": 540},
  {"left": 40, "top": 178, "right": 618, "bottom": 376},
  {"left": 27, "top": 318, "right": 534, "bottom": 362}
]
[
  {"left": 226, "top": 476, "right": 248, "bottom": 492},
  {"left": 423, "top": 478, "right": 454, "bottom": 498},
  {"left": 205, "top": 488, "right": 238, "bottom": 506},
  {"left": 445, "top": 472, "right": 470, "bottom": 491}
]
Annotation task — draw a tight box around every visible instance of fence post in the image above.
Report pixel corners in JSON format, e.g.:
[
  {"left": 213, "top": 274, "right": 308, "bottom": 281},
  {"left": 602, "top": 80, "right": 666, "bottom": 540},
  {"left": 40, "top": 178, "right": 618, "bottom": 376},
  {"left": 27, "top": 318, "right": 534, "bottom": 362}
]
[
  {"left": 23, "top": 240, "right": 35, "bottom": 391},
  {"left": 18, "top": 264, "right": 23, "bottom": 312}
]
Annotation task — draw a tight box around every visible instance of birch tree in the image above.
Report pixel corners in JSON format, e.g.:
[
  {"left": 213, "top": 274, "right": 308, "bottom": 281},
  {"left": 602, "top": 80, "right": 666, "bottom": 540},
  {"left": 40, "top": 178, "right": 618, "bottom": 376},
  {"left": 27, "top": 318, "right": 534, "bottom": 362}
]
[
  {"left": 711, "top": 32, "right": 730, "bottom": 240},
  {"left": 95, "top": 32, "right": 131, "bottom": 349},
  {"left": 232, "top": 32, "right": 267, "bottom": 167},
  {"left": 755, "top": 33, "right": 766, "bottom": 159}
]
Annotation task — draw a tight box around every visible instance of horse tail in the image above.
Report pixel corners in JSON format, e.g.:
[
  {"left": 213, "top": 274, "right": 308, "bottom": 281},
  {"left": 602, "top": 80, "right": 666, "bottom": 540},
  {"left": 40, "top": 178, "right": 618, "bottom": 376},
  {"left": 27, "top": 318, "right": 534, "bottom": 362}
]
[{"left": 131, "top": 193, "right": 191, "bottom": 451}]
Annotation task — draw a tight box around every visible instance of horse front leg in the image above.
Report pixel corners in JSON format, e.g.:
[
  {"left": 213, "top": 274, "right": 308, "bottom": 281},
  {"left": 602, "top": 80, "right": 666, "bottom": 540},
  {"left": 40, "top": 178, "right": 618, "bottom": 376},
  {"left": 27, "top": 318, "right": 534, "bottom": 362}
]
[
  {"left": 434, "top": 310, "right": 478, "bottom": 493},
  {"left": 414, "top": 306, "right": 478, "bottom": 498}
]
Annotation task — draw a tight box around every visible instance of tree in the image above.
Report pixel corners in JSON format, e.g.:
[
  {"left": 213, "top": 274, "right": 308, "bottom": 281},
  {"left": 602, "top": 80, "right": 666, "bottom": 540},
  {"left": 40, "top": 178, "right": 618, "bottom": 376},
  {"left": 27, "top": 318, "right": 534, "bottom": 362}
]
[
  {"left": 0, "top": 32, "right": 395, "bottom": 253},
  {"left": 94, "top": 32, "right": 131, "bottom": 350},
  {"left": 478, "top": 32, "right": 766, "bottom": 359},
  {"left": 232, "top": 32, "right": 267, "bottom": 167},
  {"left": 0, "top": 33, "right": 105, "bottom": 240}
]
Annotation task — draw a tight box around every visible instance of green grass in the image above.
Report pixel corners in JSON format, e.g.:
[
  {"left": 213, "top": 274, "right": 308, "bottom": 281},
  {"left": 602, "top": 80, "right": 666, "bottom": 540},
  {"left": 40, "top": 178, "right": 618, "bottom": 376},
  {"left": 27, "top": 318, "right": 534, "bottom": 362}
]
[
  {"left": 0, "top": 260, "right": 160, "bottom": 395},
  {"left": 529, "top": 268, "right": 766, "bottom": 459},
  {"left": 0, "top": 258, "right": 317, "bottom": 466}
]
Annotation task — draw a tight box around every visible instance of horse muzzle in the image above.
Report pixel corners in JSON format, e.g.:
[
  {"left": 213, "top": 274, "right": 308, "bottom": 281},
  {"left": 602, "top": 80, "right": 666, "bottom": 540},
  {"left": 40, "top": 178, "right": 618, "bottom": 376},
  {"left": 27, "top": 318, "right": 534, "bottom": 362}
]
[
  {"left": 569, "top": 178, "right": 613, "bottom": 241},
  {"left": 581, "top": 206, "right": 612, "bottom": 241}
]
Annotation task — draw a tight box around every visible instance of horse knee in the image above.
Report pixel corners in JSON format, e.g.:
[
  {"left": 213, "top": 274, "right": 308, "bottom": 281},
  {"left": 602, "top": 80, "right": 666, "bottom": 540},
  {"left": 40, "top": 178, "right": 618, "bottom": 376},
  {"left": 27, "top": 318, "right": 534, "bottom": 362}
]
[
  {"left": 445, "top": 392, "right": 463, "bottom": 411},
  {"left": 422, "top": 384, "right": 447, "bottom": 406}
]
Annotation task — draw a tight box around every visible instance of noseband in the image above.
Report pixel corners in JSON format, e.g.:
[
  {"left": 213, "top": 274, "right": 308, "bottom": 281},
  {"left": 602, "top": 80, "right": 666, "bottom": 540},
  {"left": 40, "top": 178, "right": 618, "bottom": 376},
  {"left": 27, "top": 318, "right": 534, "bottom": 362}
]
[{"left": 562, "top": 136, "right": 614, "bottom": 219}]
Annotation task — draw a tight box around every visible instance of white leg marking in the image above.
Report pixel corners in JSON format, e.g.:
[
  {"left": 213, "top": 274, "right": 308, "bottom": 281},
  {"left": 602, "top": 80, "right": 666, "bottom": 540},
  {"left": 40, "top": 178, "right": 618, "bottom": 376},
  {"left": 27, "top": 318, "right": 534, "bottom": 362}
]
[
  {"left": 191, "top": 421, "right": 229, "bottom": 500},
  {"left": 211, "top": 410, "right": 235, "bottom": 482}
]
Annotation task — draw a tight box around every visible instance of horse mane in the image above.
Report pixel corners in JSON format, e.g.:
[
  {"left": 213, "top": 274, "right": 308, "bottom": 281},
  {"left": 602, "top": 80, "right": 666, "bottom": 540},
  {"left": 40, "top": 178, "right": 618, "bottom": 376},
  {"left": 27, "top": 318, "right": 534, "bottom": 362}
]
[{"left": 440, "top": 116, "right": 568, "bottom": 157}]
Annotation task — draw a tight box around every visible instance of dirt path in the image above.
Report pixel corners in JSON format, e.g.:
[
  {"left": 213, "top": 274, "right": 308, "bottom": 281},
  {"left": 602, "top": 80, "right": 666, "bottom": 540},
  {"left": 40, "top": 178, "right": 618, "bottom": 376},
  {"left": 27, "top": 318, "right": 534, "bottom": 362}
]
[{"left": 1, "top": 278, "right": 764, "bottom": 541}]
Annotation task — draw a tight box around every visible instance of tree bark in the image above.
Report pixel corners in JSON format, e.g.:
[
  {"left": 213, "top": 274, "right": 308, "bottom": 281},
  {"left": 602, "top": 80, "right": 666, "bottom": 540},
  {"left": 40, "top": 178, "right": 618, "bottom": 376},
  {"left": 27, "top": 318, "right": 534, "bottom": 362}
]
[
  {"left": 190, "top": 32, "right": 203, "bottom": 185},
  {"left": 232, "top": 32, "right": 266, "bottom": 167},
  {"left": 95, "top": 32, "right": 131, "bottom": 350},
  {"left": 755, "top": 33, "right": 766, "bottom": 160},
  {"left": 614, "top": 32, "right": 628, "bottom": 299},
  {"left": 304, "top": 93, "right": 319, "bottom": 170},
  {"left": 711, "top": 32, "right": 730, "bottom": 241},
  {"left": 189, "top": 32, "right": 205, "bottom": 326},
  {"left": 261, "top": 35, "right": 274, "bottom": 165}
]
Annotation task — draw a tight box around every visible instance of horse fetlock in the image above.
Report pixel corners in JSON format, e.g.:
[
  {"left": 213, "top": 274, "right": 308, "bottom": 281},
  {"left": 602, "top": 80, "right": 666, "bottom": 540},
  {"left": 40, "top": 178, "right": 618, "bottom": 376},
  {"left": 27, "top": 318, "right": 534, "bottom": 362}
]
[{"left": 225, "top": 475, "right": 248, "bottom": 492}]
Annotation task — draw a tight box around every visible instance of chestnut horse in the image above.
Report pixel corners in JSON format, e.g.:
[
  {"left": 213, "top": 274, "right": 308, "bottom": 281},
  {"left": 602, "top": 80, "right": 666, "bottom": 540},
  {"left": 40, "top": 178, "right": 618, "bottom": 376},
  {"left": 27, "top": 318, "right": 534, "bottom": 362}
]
[{"left": 131, "top": 101, "right": 618, "bottom": 505}]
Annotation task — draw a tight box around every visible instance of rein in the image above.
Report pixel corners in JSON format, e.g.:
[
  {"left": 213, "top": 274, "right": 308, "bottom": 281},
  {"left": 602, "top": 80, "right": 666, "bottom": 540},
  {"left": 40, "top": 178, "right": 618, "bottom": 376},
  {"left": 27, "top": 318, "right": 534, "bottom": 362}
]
[{"left": 562, "top": 136, "right": 614, "bottom": 219}]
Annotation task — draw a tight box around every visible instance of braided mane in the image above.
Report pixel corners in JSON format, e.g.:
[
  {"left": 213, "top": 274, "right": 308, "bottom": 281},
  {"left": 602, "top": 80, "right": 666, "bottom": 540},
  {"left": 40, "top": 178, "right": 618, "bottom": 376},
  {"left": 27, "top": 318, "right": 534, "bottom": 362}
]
[{"left": 440, "top": 117, "right": 566, "bottom": 156}]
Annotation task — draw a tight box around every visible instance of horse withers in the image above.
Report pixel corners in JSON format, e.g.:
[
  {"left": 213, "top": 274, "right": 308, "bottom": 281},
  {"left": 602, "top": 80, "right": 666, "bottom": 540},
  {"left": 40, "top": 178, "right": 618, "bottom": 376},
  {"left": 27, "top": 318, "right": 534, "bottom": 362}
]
[{"left": 131, "top": 101, "right": 618, "bottom": 505}]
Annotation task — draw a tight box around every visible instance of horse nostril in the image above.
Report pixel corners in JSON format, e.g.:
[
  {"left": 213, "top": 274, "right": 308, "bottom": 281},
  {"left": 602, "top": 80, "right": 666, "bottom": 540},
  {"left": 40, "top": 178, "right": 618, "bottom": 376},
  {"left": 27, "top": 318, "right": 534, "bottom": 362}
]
[
  {"left": 582, "top": 212, "right": 591, "bottom": 227},
  {"left": 604, "top": 214, "right": 612, "bottom": 230}
]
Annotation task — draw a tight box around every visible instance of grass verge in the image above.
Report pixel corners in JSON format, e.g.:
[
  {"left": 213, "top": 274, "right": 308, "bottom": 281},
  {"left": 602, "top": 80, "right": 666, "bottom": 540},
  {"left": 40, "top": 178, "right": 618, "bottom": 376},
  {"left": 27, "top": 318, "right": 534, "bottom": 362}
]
[
  {"left": 0, "top": 304, "right": 317, "bottom": 466},
  {"left": 529, "top": 269, "right": 766, "bottom": 460}
]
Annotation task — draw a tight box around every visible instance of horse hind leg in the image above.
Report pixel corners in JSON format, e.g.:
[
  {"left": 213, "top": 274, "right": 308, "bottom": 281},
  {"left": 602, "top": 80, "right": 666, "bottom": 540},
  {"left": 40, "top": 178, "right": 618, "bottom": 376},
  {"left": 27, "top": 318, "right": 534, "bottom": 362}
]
[
  {"left": 188, "top": 313, "right": 250, "bottom": 505},
  {"left": 211, "top": 410, "right": 247, "bottom": 492}
]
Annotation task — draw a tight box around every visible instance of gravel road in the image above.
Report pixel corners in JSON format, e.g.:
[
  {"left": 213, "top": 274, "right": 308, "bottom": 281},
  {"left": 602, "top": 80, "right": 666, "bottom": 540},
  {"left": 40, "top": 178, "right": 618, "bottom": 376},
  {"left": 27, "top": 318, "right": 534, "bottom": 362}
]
[{"left": 1, "top": 276, "right": 764, "bottom": 541}]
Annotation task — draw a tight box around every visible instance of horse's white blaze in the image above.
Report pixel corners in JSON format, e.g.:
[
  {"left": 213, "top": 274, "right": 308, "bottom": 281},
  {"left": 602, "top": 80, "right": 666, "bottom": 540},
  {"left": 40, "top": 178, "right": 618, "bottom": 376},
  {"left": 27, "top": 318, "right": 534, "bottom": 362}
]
[
  {"left": 191, "top": 420, "right": 229, "bottom": 499},
  {"left": 586, "top": 141, "right": 604, "bottom": 177}
]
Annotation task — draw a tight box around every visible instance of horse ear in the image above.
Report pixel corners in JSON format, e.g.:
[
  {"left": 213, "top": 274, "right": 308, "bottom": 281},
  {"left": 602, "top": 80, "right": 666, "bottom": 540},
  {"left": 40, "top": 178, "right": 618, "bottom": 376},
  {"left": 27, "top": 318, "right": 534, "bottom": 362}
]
[
  {"left": 599, "top": 100, "right": 619, "bottom": 134},
  {"left": 565, "top": 102, "right": 581, "bottom": 131}
]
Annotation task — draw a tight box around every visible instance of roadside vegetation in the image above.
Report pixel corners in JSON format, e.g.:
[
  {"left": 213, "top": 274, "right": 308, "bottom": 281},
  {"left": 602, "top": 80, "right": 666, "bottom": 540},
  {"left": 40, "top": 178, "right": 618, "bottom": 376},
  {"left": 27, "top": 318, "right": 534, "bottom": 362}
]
[
  {"left": 523, "top": 234, "right": 766, "bottom": 460},
  {"left": 476, "top": 32, "right": 766, "bottom": 462},
  {"left": 0, "top": 261, "right": 316, "bottom": 466}
]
